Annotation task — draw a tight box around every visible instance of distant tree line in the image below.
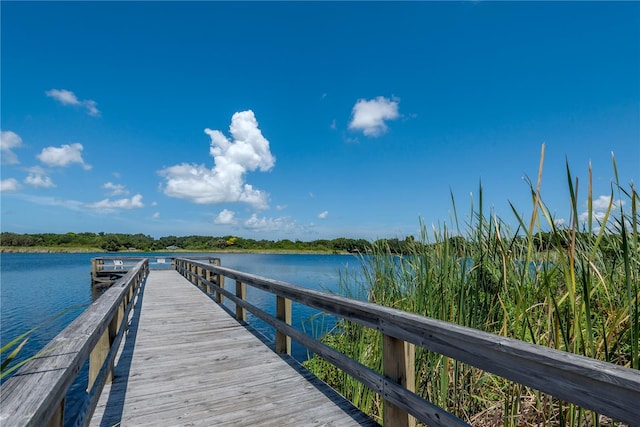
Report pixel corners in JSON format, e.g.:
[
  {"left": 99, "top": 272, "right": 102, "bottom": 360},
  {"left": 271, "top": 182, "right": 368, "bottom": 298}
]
[
  {"left": 0, "top": 232, "right": 373, "bottom": 254},
  {"left": 2, "top": 230, "right": 626, "bottom": 257}
]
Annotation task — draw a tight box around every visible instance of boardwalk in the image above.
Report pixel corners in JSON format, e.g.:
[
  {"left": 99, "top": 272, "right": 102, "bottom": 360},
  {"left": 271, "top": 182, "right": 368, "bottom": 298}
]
[{"left": 90, "top": 270, "right": 378, "bottom": 426}]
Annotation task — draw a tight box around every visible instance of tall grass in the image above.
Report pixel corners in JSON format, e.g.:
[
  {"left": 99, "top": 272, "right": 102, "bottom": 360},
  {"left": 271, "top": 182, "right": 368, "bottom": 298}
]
[{"left": 304, "top": 147, "right": 638, "bottom": 426}]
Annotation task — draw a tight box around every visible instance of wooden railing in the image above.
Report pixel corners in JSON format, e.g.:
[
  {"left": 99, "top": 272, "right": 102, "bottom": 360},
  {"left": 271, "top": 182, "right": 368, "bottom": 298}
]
[
  {"left": 175, "top": 258, "right": 640, "bottom": 427},
  {"left": 1, "top": 260, "right": 149, "bottom": 427},
  {"left": 90, "top": 256, "right": 218, "bottom": 274}
]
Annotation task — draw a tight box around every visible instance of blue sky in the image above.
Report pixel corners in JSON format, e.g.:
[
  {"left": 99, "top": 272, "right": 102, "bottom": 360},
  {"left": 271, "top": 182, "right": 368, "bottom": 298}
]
[{"left": 1, "top": 1, "right": 638, "bottom": 241}]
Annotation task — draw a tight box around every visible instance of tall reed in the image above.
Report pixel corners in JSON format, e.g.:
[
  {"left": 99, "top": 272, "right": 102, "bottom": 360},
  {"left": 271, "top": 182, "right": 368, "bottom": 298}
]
[{"left": 304, "top": 147, "right": 638, "bottom": 426}]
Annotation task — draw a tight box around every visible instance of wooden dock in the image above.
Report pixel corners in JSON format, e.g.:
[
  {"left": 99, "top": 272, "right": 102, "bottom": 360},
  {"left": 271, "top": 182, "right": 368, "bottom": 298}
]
[
  {"left": 3, "top": 257, "right": 638, "bottom": 427},
  {"left": 89, "top": 270, "right": 378, "bottom": 426}
]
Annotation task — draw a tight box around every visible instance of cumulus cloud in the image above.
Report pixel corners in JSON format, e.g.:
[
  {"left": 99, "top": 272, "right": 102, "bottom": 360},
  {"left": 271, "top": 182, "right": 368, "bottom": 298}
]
[
  {"left": 152, "top": 212, "right": 160, "bottom": 219},
  {"left": 24, "top": 167, "right": 55, "bottom": 188},
  {"left": 86, "top": 194, "right": 144, "bottom": 211},
  {"left": 159, "top": 110, "right": 275, "bottom": 209},
  {"left": 103, "top": 182, "right": 128, "bottom": 196},
  {"left": 349, "top": 96, "right": 400, "bottom": 137},
  {"left": 37, "top": 143, "right": 91, "bottom": 170},
  {"left": 243, "top": 214, "right": 297, "bottom": 232},
  {"left": 214, "top": 209, "right": 237, "bottom": 225},
  {"left": 318, "top": 210, "right": 329, "bottom": 219},
  {"left": 1, "top": 131, "right": 23, "bottom": 164},
  {"left": 578, "top": 195, "right": 626, "bottom": 232},
  {"left": 45, "top": 89, "right": 101, "bottom": 117},
  {"left": 0, "top": 178, "right": 20, "bottom": 192}
]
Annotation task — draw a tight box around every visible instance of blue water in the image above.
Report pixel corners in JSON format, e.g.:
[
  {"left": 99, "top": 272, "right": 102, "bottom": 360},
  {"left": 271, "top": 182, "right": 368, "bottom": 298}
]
[{"left": 0, "top": 252, "right": 361, "bottom": 424}]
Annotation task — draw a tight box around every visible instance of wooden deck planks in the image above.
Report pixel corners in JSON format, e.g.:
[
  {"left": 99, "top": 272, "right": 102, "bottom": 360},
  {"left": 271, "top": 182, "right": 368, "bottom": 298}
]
[{"left": 90, "top": 270, "right": 378, "bottom": 427}]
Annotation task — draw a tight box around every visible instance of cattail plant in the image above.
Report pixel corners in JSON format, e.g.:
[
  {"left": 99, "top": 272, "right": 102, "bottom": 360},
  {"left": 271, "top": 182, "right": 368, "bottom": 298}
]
[{"left": 305, "top": 146, "right": 638, "bottom": 426}]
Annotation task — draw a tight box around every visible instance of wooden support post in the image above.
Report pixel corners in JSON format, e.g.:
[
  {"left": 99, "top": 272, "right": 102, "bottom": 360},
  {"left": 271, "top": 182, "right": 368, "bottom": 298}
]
[
  {"left": 88, "top": 298, "right": 124, "bottom": 392},
  {"left": 88, "top": 329, "right": 110, "bottom": 391},
  {"left": 46, "top": 397, "right": 64, "bottom": 427},
  {"left": 275, "top": 295, "right": 291, "bottom": 355},
  {"left": 204, "top": 269, "right": 212, "bottom": 293},
  {"left": 196, "top": 265, "right": 202, "bottom": 289},
  {"left": 235, "top": 280, "right": 246, "bottom": 321},
  {"left": 383, "top": 335, "right": 416, "bottom": 427},
  {"left": 215, "top": 274, "right": 224, "bottom": 303},
  {"left": 91, "top": 259, "right": 97, "bottom": 282}
]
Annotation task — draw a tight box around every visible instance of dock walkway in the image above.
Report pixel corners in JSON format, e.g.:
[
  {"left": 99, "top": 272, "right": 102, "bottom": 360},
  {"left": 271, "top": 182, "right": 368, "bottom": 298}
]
[{"left": 89, "top": 270, "right": 378, "bottom": 426}]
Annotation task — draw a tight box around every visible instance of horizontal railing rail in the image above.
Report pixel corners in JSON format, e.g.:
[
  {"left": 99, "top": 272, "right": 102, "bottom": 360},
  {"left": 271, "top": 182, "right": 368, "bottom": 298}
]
[
  {"left": 91, "top": 256, "right": 218, "bottom": 273},
  {"left": 1, "top": 260, "right": 149, "bottom": 427},
  {"left": 176, "top": 258, "right": 640, "bottom": 427}
]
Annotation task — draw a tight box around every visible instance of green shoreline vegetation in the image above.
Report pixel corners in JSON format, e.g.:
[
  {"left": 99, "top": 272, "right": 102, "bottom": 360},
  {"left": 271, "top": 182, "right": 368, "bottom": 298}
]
[
  {"left": 304, "top": 151, "right": 638, "bottom": 426},
  {"left": 2, "top": 151, "right": 638, "bottom": 426},
  {"left": 0, "top": 235, "right": 372, "bottom": 254}
]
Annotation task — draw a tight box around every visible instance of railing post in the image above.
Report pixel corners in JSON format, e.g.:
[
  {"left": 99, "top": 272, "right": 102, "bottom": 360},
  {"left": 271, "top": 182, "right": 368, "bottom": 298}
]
[
  {"left": 383, "top": 335, "right": 416, "bottom": 427},
  {"left": 46, "top": 398, "right": 64, "bottom": 427},
  {"left": 196, "top": 265, "right": 203, "bottom": 290},
  {"left": 203, "top": 269, "right": 211, "bottom": 293},
  {"left": 276, "top": 295, "right": 291, "bottom": 355},
  {"left": 88, "top": 329, "right": 111, "bottom": 391},
  {"left": 215, "top": 273, "right": 224, "bottom": 303},
  {"left": 235, "top": 280, "right": 246, "bottom": 321}
]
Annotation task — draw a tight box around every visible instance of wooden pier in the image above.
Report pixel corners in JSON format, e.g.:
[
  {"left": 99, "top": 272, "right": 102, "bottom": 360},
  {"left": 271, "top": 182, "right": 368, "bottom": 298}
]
[
  {"left": 89, "top": 269, "right": 376, "bottom": 426},
  {"left": 90, "top": 256, "right": 215, "bottom": 287},
  {"left": 2, "top": 258, "right": 639, "bottom": 426}
]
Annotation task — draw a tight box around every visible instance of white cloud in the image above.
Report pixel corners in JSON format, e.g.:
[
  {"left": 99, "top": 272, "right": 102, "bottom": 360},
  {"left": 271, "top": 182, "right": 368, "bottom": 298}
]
[
  {"left": 330, "top": 119, "right": 337, "bottom": 130},
  {"left": 578, "top": 195, "right": 626, "bottom": 231},
  {"left": 159, "top": 110, "right": 275, "bottom": 209},
  {"left": 37, "top": 143, "right": 91, "bottom": 170},
  {"left": 103, "top": 182, "right": 128, "bottom": 196},
  {"left": 0, "top": 178, "right": 20, "bottom": 192},
  {"left": 152, "top": 212, "right": 160, "bottom": 219},
  {"left": 592, "top": 195, "right": 622, "bottom": 211},
  {"left": 24, "top": 167, "right": 56, "bottom": 188},
  {"left": 348, "top": 96, "right": 400, "bottom": 137},
  {"left": 86, "top": 194, "right": 144, "bottom": 211},
  {"left": 243, "top": 214, "right": 296, "bottom": 232},
  {"left": 214, "top": 209, "right": 237, "bottom": 225},
  {"left": 318, "top": 210, "right": 329, "bottom": 219},
  {"left": 45, "top": 89, "right": 101, "bottom": 117},
  {"left": 275, "top": 204, "right": 287, "bottom": 211},
  {"left": 1, "top": 131, "right": 23, "bottom": 164}
]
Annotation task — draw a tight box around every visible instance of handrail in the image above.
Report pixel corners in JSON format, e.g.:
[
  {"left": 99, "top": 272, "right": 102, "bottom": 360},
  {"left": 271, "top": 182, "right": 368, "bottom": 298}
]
[
  {"left": 0, "top": 260, "right": 149, "bottom": 427},
  {"left": 176, "top": 258, "right": 640, "bottom": 427},
  {"left": 90, "top": 256, "right": 217, "bottom": 273}
]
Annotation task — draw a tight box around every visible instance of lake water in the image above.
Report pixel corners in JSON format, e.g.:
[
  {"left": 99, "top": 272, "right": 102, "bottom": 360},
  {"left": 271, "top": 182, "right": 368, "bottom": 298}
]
[{"left": 0, "top": 252, "right": 363, "bottom": 424}]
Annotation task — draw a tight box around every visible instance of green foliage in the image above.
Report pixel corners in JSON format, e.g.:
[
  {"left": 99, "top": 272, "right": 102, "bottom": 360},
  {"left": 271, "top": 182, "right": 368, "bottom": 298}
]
[
  {"left": 305, "top": 149, "right": 639, "bottom": 426},
  {"left": 0, "top": 232, "right": 373, "bottom": 254},
  {"left": 1, "top": 305, "right": 86, "bottom": 380}
]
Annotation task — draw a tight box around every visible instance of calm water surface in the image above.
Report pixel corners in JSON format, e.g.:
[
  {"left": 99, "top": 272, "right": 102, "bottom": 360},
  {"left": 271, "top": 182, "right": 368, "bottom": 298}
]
[{"left": 0, "top": 252, "right": 361, "bottom": 424}]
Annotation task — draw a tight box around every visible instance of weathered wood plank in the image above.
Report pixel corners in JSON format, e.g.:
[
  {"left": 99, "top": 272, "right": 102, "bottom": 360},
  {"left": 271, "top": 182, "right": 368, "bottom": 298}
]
[
  {"left": 185, "top": 261, "right": 640, "bottom": 425},
  {"left": 89, "top": 270, "right": 378, "bottom": 427},
  {"left": 0, "top": 262, "right": 148, "bottom": 427}
]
